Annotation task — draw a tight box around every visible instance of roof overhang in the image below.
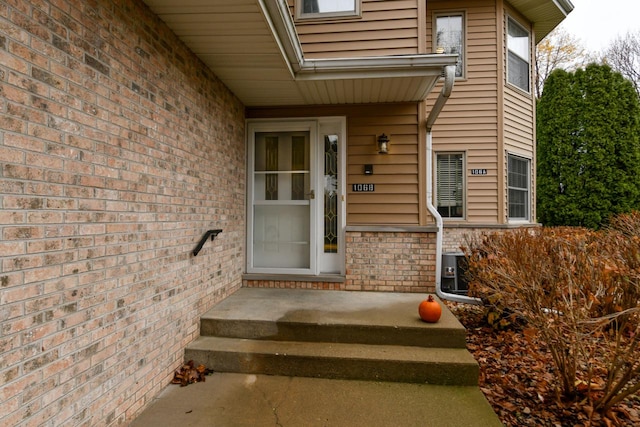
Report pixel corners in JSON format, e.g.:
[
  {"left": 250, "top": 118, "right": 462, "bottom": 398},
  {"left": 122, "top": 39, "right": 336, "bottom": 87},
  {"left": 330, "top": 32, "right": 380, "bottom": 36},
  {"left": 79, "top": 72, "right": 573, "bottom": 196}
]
[
  {"left": 509, "top": 0, "right": 575, "bottom": 43},
  {"left": 142, "top": 0, "right": 457, "bottom": 107}
]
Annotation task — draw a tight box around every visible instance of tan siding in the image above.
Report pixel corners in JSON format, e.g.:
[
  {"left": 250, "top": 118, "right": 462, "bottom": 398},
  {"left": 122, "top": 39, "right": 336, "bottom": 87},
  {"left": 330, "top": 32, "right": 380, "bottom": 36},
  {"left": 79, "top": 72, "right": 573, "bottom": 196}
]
[
  {"left": 502, "top": 5, "right": 535, "bottom": 159},
  {"left": 290, "top": 0, "right": 420, "bottom": 58},
  {"left": 426, "top": 0, "right": 500, "bottom": 225},
  {"left": 347, "top": 104, "right": 421, "bottom": 225},
  {"left": 501, "top": 5, "right": 536, "bottom": 222},
  {"left": 503, "top": 88, "right": 535, "bottom": 155},
  {"left": 247, "top": 103, "right": 422, "bottom": 225}
]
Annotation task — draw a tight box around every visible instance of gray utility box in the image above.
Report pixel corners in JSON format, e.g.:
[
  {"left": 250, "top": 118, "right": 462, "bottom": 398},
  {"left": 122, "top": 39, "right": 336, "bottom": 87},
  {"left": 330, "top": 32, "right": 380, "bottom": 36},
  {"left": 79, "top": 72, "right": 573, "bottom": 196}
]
[{"left": 441, "top": 252, "right": 469, "bottom": 295}]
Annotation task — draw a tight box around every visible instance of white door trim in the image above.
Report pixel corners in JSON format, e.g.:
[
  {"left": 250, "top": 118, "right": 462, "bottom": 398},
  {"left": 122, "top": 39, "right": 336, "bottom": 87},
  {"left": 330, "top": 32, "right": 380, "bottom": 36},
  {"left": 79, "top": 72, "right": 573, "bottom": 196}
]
[{"left": 246, "top": 118, "right": 346, "bottom": 276}]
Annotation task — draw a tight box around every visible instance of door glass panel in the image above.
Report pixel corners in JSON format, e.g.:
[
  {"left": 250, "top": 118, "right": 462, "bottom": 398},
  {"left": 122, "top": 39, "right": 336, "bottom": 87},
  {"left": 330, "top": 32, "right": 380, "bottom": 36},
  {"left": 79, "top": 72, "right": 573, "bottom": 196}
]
[
  {"left": 253, "top": 131, "right": 311, "bottom": 269},
  {"left": 265, "top": 136, "right": 278, "bottom": 200},
  {"left": 253, "top": 205, "right": 310, "bottom": 268},
  {"left": 324, "top": 135, "right": 338, "bottom": 253},
  {"left": 291, "top": 136, "right": 307, "bottom": 200}
]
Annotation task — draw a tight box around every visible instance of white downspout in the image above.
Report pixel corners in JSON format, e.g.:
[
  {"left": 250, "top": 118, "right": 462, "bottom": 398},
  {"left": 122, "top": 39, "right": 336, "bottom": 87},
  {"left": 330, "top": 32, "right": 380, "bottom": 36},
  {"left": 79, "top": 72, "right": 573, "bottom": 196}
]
[{"left": 426, "top": 65, "right": 481, "bottom": 304}]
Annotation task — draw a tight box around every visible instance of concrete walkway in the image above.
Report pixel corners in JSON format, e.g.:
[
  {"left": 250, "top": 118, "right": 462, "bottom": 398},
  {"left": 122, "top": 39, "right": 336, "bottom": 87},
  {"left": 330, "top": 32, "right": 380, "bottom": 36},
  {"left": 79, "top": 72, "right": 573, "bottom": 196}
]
[{"left": 131, "top": 372, "right": 502, "bottom": 427}]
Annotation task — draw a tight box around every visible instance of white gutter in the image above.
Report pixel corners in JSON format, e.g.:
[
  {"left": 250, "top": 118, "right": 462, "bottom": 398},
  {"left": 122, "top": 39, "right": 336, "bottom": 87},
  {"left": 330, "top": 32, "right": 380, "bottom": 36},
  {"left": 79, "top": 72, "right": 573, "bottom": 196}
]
[
  {"left": 297, "top": 55, "right": 458, "bottom": 80},
  {"left": 426, "top": 65, "right": 481, "bottom": 305},
  {"left": 554, "top": 0, "right": 575, "bottom": 16}
]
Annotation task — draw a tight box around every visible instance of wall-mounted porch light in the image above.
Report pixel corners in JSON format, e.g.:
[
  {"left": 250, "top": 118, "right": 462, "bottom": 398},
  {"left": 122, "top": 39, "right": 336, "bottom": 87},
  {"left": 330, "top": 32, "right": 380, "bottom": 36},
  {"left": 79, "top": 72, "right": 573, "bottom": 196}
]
[{"left": 377, "top": 133, "right": 390, "bottom": 154}]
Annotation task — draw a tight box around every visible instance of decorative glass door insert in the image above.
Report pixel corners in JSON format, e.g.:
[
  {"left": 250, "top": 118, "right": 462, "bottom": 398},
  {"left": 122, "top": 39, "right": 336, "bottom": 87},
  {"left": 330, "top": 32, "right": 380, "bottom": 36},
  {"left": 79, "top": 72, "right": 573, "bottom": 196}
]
[{"left": 324, "top": 134, "right": 338, "bottom": 254}]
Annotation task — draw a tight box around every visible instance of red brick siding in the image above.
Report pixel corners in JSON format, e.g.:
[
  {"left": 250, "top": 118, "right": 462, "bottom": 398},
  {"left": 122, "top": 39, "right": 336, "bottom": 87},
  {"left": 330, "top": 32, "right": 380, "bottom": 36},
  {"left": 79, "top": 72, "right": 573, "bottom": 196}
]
[
  {"left": 345, "top": 231, "right": 436, "bottom": 292},
  {"left": 442, "top": 225, "right": 540, "bottom": 253},
  {"left": 244, "top": 231, "right": 437, "bottom": 293},
  {"left": 243, "top": 280, "right": 346, "bottom": 290},
  {"left": 0, "top": 0, "right": 245, "bottom": 425}
]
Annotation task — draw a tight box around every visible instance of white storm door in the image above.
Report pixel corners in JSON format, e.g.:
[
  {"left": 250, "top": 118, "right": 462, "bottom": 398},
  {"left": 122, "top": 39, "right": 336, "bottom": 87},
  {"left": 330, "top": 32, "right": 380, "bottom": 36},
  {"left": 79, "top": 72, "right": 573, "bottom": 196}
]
[{"left": 248, "top": 122, "right": 317, "bottom": 274}]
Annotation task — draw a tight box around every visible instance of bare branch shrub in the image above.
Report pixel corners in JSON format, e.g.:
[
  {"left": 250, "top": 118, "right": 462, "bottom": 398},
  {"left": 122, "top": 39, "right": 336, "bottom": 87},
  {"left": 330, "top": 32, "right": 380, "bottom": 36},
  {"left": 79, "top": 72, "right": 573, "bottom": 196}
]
[
  {"left": 464, "top": 217, "right": 640, "bottom": 414},
  {"left": 602, "top": 31, "right": 640, "bottom": 97}
]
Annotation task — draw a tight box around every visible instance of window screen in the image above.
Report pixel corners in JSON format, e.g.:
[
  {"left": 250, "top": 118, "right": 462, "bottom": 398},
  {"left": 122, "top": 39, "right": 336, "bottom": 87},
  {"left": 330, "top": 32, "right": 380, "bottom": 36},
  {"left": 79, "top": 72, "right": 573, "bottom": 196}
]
[
  {"left": 436, "top": 153, "right": 464, "bottom": 218},
  {"left": 436, "top": 14, "right": 464, "bottom": 77},
  {"left": 508, "top": 154, "right": 530, "bottom": 220},
  {"left": 507, "top": 18, "right": 530, "bottom": 92},
  {"left": 300, "top": 0, "right": 358, "bottom": 17}
]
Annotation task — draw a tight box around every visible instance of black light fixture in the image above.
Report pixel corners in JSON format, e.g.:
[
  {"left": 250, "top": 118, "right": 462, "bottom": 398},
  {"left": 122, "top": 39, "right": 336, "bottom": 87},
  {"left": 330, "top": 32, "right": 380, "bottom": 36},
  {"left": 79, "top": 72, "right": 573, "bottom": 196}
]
[{"left": 377, "top": 133, "right": 389, "bottom": 154}]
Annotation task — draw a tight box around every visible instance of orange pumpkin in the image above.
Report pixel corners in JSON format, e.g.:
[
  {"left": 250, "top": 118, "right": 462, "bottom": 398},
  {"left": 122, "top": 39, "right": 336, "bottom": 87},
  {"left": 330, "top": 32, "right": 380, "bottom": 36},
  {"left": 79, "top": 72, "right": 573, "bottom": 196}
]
[{"left": 418, "top": 295, "right": 442, "bottom": 323}]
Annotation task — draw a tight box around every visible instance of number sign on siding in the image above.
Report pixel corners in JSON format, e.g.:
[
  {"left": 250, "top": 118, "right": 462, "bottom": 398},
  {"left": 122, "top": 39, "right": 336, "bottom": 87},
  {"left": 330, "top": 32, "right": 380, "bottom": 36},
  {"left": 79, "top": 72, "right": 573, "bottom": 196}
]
[
  {"left": 352, "top": 184, "right": 375, "bottom": 192},
  {"left": 470, "top": 169, "right": 488, "bottom": 175}
]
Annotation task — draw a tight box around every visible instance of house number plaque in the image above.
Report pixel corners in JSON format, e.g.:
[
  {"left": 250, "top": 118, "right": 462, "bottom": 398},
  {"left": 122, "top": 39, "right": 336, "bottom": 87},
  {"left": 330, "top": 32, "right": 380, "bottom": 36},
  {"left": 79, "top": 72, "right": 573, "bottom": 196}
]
[
  {"left": 470, "top": 169, "right": 488, "bottom": 175},
  {"left": 352, "top": 184, "right": 375, "bottom": 192}
]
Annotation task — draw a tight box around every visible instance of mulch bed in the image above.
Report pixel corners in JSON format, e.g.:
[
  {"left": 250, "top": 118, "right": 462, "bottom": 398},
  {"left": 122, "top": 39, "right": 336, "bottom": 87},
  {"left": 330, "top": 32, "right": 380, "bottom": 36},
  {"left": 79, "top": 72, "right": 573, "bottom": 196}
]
[{"left": 446, "top": 302, "right": 640, "bottom": 427}]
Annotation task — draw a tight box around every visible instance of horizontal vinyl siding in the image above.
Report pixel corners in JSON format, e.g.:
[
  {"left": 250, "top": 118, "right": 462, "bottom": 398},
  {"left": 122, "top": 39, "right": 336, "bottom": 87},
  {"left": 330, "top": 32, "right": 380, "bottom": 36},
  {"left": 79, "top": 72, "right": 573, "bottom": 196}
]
[
  {"left": 502, "top": 5, "right": 536, "bottom": 223},
  {"left": 502, "top": 5, "right": 535, "bottom": 157},
  {"left": 426, "top": 0, "right": 500, "bottom": 224},
  {"left": 503, "top": 88, "right": 534, "bottom": 155},
  {"left": 347, "top": 105, "right": 421, "bottom": 225},
  {"left": 290, "top": 0, "right": 420, "bottom": 58},
  {"left": 246, "top": 103, "right": 422, "bottom": 225}
]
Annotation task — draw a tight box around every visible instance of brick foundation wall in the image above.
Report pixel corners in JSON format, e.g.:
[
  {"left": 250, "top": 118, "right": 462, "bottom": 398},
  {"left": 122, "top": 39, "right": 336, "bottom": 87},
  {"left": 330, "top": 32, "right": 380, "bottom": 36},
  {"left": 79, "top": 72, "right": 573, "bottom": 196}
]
[
  {"left": 442, "top": 225, "right": 540, "bottom": 253},
  {"left": 243, "top": 279, "right": 346, "bottom": 290},
  {"left": 243, "top": 229, "right": 437, "bottom": 293},
  {"left": 0, "top": 1, "right": 245, "bottom": 425},
  {"left": 345, "top": 229, "right": 437, "bottom": 293},
  {"left": 442, "top": 227, "right": 489, "bottom": 253}
]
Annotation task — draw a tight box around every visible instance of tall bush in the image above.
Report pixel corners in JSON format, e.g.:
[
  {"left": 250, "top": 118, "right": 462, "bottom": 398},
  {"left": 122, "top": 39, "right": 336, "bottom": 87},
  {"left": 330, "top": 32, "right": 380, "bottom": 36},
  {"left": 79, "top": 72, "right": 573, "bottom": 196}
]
[
  {"left": 465, "top": 216, "right": 640, "bottom": 414},
  {"left": 537, "top": 64, "right": 640, "bottom": 229}
]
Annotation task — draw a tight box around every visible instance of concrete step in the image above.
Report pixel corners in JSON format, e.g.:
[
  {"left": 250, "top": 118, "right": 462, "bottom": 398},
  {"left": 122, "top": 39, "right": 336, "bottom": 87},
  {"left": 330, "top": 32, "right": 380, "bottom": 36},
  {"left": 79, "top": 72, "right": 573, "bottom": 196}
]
[
  {"left": 186, "top": 288, "right": 478, "bottom": 386},
  {"left": 185, "top": 336, "right": 479, "bottom": 386},
  {"left": 139, "top": 289, "right": 499, "bottom": 425},
  {"left": 199, "top": 288, "right": 467, "bottom": 349}
]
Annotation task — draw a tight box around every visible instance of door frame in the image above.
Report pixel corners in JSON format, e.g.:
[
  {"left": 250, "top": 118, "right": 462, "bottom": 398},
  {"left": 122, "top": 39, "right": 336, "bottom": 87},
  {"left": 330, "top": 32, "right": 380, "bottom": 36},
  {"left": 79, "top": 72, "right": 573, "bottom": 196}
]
[{"left": 246, "top": 117, "right": 346, "bottom": 275}]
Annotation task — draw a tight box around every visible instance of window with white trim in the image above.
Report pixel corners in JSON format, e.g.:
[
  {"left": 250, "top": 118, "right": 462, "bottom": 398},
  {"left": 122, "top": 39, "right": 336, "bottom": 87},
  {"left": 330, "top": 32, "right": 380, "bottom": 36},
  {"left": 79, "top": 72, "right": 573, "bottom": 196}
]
[
  {"left": 508, "top": 154, "right": 530, "bottom": 220},
  {"left": 507, "top": 17, "right": 530, "bottom": 92},
  {"left": 436, "top": 153, "right": 464, "bottom": 219},
  {"left": 435, "top": 13, "right": 465, "bottom": 78},
  {"left": 297, "top": 0, "right": 360, "bottom": 19}
]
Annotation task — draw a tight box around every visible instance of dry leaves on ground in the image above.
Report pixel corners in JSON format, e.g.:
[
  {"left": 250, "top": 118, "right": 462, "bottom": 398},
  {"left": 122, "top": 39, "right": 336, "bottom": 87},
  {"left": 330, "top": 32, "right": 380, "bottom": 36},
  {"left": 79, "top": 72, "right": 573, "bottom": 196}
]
[
  {"left": 171, "top": 360, "right": 213, "bottom": 386},
  {"left": 447, "top": 302, "right": 640, "bottom": 427}
]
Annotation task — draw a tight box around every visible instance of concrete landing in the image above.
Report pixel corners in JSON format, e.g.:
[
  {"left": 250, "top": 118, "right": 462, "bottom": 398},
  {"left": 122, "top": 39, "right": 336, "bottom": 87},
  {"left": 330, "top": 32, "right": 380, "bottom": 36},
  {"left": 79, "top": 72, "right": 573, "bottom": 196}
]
[{"left": 198, "top": 288, "right": 468, "bottom": 348}]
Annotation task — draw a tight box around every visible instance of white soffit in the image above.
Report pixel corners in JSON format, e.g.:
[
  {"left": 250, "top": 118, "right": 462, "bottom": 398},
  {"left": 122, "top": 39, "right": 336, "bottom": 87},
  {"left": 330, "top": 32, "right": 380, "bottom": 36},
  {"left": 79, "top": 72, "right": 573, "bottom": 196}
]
[
  {"left": 142, "top": 0, "right": 456, "bottom": 107},
  {"left": 508, "top": 0, "right": 575, "bottom": 43}
]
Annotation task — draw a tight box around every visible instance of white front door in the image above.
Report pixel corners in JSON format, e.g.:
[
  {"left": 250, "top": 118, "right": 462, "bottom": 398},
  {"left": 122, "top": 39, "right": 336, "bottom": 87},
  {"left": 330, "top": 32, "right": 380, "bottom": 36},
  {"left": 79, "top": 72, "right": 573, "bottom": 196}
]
[{"left": 247, "top": 119, "right": 345, "bottom": 275}]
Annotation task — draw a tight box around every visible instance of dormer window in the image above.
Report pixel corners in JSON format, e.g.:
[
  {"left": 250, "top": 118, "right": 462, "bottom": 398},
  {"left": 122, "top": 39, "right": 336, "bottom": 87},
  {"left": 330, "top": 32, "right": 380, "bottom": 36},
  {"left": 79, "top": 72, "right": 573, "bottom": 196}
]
[{"left": 297, "top": 0, "right": 360, "bottom": 19}]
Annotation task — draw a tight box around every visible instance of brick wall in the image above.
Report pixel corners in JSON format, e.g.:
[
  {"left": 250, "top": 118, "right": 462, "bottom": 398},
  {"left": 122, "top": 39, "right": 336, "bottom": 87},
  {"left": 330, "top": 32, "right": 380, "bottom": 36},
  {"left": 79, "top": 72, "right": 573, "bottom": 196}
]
[
  {"left": 442, "top": 225, "right": 540, "bottom": 253},
  {"left": 345, "top": 229, "right": 437, "bottom": 293},
  {"left": 244, "top": 279, "right": 345, "bottom": 290},
  {"left": 244, "top": 230, "right": 437, "bottom": 293},
  {"left": 0, "top": 1, "right": 245, "bottom": 425},
  {"left": 442, "top": 227, "right": 488, "bottom": 253}
]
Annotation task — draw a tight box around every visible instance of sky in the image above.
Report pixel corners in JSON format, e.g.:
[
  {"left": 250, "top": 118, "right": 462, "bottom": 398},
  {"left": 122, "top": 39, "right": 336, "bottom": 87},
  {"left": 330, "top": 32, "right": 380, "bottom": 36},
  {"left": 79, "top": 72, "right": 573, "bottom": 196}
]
[{"left": 559, "top": 0, "right": 640, "bottom": 52}]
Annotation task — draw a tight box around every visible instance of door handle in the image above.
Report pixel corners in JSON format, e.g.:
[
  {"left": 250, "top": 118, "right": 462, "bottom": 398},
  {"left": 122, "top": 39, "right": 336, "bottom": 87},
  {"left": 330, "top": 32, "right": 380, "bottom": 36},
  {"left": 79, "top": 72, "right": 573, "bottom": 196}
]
[{"left": 306, "top": 189, "right": 315, "bottom": 199}]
